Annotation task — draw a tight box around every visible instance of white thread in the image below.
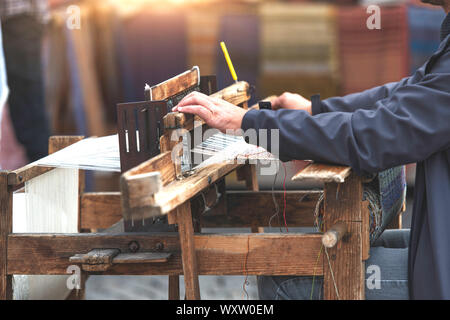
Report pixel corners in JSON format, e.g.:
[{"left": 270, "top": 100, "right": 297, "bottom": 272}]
[{"left": 12, "top": 168, "right": 79, "bottom": 299}]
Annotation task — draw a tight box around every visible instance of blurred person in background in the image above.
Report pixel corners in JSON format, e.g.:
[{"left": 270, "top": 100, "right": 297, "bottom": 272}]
[
  {"left": 0, "top": 0, "right": 51, "bottom": 162},
  {"left": 174, "top": 0, "right": 450, "bottom": 300},
  {"left": 0, "top": 21, "right": 10, "bottom": 166}
]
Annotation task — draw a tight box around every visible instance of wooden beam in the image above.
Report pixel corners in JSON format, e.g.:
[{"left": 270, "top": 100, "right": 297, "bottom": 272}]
[
  {"left": 80, "top": 192, "right": 122, "bottom": 230},
  {"left": 149, "top": 67, "right": 199, "bottom": 101},
  {"left": 323, "top": 173, "right": 364, "bottom": 300},
  {"left": 169, "top": 275, "right": 180, "bottom": 300},
  {"left": 79, "top": 191, "right": 322, "bottom": 230},
  {"left": 292, "top": 163, "right": 351, "bottom": 183},
  {"left": 8, "top": 136, "right": 85, "bottom": 186},
  {"left": 7, "top": 233, "right": 323, "bottom": 276},
  {"left": 0, "top": 172, "right": 13, "bottom": 299},
  {"left": 176, "top": 201, "right": 200, "bottom": 300},
  {"left": 151, "top": 162, "right": 241, "bottom": 216}
]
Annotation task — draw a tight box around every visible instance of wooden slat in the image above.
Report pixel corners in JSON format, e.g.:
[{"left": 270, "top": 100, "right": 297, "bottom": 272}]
[
  {"left": 8, "top": 233, "right": 323, "bottom": 276},
  {"left": 113, "top": 252, "right": 171, "bottom": 264},
  {"left": 202, "top": 191, "right": 319, "bottom": 228},
  {"left": 80, "top": 192, "right": 122, "bottom": 230},
  {"left": 361, "top": 201, "right": 370, "bottom": 261},
  {"left": 169, "top": 275, "right": 180, "bottom": 300},
  {"left": 292, "top": 163, "right": 352, "bottom": 183},
  {"left": 122, "top": 151, "right": 175, "bottom": 186},
  {"left": 8, "top": 136, "right": 85, "bottom": 186},
  {"left": 155, "top": 162, "right": 241, "bottom": 214},
  {"left": 7, "top": 165, "right": 53, "bottom": 186},
  {"left": 150, "top": 67, "right": 199, "bottom": 101},
  {"left": 48, "top": 136, "right": 85, "bottom": 154},
  {"left": 176, "top": 201, "right": 200, "bottom": 299},
  {"left": 323, "top": 173, "right": 364, "bottom": 300},
  {"left": 0, "top": 172, "right": 13, "bottom": 299},
  {"left": 79, "top": 191, "right": 321, "bottom": 230}
]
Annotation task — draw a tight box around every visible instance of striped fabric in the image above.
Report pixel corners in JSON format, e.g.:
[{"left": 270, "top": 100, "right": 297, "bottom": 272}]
[
  {"left": 0, "top": 0, "right": 47, "bottom": 19},
  {"left": 337, "top": 5, "right": 410, "bottom": 95},
  {"left": 259, "top": 3, "right": 339, "bottom": 99}
]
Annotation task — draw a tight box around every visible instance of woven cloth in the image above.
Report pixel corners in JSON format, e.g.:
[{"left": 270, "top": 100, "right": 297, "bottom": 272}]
[
  {"left": 315, "top": 166, "right": 406, "bottom": 244},
  {"left": 364, "top": 166, "right": 407, "bottom": 243},
  {"left": 0, "top": 0, "right": 47, "bottom": 20},
  {"left": 337, "top": 5, "right": 409, "bottom": 95}
]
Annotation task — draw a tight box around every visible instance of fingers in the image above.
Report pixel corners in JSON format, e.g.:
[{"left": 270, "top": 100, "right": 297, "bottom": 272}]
[
  {"left": 176, "top": 105, "right": 213, "bottom": 123},
  {"left": 173, "top": 92, "right": 216, "bottom": 112},
  {"left": 270, "top": 96, "right": 284, "bottom": 110}
]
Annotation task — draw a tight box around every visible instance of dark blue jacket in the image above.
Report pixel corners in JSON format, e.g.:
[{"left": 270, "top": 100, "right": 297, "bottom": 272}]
[{"left": 242, "top": 14, "right": 450, "bottom": 299}]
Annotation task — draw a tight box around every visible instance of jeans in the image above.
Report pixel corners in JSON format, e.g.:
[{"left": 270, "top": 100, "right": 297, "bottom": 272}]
[{"left": 258, "top": 229, "right": 410, "bottom": 300}]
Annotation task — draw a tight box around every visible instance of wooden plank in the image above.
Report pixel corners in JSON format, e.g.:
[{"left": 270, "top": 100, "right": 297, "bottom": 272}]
[
  {"left": 362, "top": 200, "right": 370, "bottom": 261},
  {"left": 8, "top": 233, "right": 323, "bottom": 276},
  {"left": 123, "top": 151, "right": 175, "bottom": 187},
  {"left": 0, "top": 172, "right": 13, "bottom": 299},
  {"left": 202, "top": 191, "right": 319, "bottom": 228},
  {"left": 8, "top": 136, "right": 85, "bottom": 186},
  {"left": 113, "top": 252, "right": 171, "bottom": 264},
  {"left": 292, "top": 163, "right": 352, "bottom": 183},
  {"left": 150, "top": 67, "right": 199, "bottom": 101},
  {"left": 48, "top": 136, "right": 85, "bottom": 155},
  {"left": 323, "top": 173, "right": 364, "bottom": 300},
  {"left": 7, "top": 165, "right": 54, "bottom": 186},
  {"left": 80, "top": 192, "right": 122, "bottom": 230},
  {"left": 169, "top": 275, "right": 180, "bottom": 300},
  {"left": 80, "top": 191, "right": 321, "bottom": 230},
  {"left": 176, "top": 201, "right": 200, "bottom": 300},
  {"left": 155, "top": 162, "right": 241, "bottom": 214}
]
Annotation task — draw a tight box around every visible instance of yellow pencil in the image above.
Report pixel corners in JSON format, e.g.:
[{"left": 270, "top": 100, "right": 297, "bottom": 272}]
[{"left": 220, "top": 41, "right": 238, "bottom": 83}]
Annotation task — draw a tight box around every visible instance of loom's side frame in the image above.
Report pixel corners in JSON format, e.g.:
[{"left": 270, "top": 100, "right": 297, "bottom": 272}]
[{"left": 1, "top": 135, "right": 85, "bottom": 300}]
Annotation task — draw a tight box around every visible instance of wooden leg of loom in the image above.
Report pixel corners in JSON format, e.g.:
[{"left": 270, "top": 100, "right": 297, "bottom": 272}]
[
  {"left": 323, "top": 173, "right": 364, "bottom": 300},
  {"left": 0, "top": 172, "right": 13, "bottom": 300},
  {"left": 176, "top": 201, "right": 200, "bottom": 300},
  {"left": 237, "top": 164, "right": 263, "bottom": 233},
  {"left": 168, "top": 275, "right": 180, "bottom": 300}
]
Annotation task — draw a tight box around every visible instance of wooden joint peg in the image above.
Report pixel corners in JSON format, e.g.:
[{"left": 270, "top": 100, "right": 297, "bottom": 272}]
[{"left": 322, "top": 221, "right": 348, "bottom": 248}]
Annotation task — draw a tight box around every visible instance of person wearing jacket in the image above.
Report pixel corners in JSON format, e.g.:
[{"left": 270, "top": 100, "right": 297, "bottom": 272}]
[{"left": 173, "top": 1, "right": 450, "bottom": 299}]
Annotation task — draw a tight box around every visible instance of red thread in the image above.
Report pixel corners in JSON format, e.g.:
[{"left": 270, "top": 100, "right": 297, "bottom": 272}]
[{"left": 282, "top": 162, "right": 289, "bottom": 233}]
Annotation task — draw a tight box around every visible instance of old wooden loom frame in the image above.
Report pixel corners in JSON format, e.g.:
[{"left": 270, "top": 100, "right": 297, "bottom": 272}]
[{"left": 0, "top": 68, "right": 401, "bottom": 300}]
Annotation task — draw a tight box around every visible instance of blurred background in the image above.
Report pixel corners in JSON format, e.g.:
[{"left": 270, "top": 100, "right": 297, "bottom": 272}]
[{"left": 0, "top": 0, "right": 447, "bottom": 299}]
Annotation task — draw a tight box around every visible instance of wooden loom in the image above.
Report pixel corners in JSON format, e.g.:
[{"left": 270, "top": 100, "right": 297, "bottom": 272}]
[{"left": 0, "top": 68, "right": 396, "bottom": 300}]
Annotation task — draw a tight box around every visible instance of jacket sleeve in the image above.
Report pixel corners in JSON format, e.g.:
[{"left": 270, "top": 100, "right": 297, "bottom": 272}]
[
  {"left": 312, "top": 77, "right": 410, "bottom": 115},
  {"left": 242, "top": 73, "right": 450, "bottom": 174}
]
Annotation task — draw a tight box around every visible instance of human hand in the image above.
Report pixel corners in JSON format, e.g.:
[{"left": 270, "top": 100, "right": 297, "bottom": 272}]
[
  {"left": 173, "top": 91, "right": 247, "bottom": 134},
  {"left": 270, "top": 92, "right": 312, "bottom": 115}
]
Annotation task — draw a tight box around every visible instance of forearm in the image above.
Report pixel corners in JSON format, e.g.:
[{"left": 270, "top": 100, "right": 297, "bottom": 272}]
[
  {"left": 312, "top": 77, "right": 410, "bottom": 115},
  {"left": 242, "top": 74, "right": 450, "bottom": 173}
]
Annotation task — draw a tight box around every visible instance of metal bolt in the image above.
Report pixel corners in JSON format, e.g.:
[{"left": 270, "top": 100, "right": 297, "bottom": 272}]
[
  {"left": 128, "top": 241, "right": 140, "bottom": 253},
  {"left": 155, "top": 242, "right": 164, "bottom": 251}
]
